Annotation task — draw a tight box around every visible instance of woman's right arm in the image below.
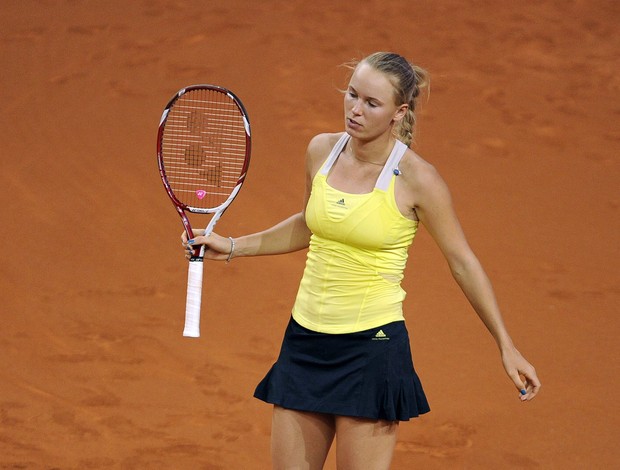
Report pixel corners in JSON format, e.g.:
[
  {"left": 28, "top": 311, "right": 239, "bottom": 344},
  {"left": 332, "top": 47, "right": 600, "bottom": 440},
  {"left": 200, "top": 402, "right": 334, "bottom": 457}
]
[
  {"left": 182, "top": 212, "right": 310, "bottom": 261},
  {"left": 232, "top": 211, "right": 312, "bottom": 257}
]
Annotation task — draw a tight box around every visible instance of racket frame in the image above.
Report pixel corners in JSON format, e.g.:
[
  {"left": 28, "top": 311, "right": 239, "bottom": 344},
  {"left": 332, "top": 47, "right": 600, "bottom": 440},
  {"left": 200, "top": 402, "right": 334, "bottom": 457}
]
[
  {"left": 156, "top": 84, "right": 251, "bottom": 336},
  {"left": 157, "top": 84, "right": 251, "bottom": 258}
]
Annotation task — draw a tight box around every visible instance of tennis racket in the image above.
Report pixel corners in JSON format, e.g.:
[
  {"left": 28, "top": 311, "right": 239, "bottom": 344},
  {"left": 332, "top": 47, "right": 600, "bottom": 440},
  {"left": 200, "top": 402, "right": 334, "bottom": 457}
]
[{"left": 157, "top": 85, "right": 251, "bottom": 337}]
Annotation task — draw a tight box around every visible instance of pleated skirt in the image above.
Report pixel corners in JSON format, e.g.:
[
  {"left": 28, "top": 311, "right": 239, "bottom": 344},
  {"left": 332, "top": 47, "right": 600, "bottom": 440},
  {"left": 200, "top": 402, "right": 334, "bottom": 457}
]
[{"left": 254, "top": 316, "right": 430, "bottom": 421}]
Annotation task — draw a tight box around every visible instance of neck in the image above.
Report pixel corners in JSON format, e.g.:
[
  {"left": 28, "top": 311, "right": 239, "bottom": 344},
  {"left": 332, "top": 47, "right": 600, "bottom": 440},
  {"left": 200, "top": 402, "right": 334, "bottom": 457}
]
[
  {"left": 347, "top": 135, "right": 395, "bottom": 166},
  {"left": 350, "top": 153, "right": 384, "bottom": 166}
]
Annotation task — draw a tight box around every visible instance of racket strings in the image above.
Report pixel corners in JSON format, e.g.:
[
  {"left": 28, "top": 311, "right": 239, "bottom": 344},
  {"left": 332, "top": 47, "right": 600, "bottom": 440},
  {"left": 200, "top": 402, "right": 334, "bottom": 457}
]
[{"left": 161, "top": 88, "right": 248, "bottom": 209}]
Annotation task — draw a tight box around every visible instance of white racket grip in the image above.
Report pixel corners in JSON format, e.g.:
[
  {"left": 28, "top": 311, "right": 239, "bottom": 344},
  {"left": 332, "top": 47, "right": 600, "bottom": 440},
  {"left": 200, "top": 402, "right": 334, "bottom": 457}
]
[{"left": 183, "top": 260, "right": 204, "bottom": 337}]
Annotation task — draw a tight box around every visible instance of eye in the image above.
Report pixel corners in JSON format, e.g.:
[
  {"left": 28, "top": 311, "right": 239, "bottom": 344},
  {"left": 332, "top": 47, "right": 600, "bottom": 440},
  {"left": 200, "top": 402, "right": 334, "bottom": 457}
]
[{"left": 367, "top": 100, "right": 378, "bottom": 108}]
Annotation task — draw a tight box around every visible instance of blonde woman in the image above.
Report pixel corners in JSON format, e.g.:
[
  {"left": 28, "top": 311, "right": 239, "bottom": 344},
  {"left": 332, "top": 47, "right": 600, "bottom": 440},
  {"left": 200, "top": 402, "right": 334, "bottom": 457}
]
[{"left": 184, "top": 51, "right": 541, "bottom": 470}]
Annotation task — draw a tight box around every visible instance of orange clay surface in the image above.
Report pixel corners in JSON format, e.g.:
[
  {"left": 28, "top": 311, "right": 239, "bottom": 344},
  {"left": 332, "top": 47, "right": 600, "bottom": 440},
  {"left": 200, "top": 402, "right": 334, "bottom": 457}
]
[{"left": 1, "top": 1, "right": 618, "bottom": 468}]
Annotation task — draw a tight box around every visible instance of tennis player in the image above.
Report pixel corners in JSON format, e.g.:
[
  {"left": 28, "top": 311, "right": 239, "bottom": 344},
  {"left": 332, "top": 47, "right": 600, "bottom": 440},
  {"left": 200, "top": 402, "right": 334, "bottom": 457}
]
[{"left": 184, "top": 51, "right": 541, "bottom": 470}]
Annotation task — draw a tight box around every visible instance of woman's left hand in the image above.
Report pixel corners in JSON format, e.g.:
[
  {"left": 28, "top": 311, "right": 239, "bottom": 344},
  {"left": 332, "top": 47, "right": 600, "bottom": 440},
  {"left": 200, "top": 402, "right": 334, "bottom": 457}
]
[{"left": 501, "top": 347, "right": 542, "bottom": 401}]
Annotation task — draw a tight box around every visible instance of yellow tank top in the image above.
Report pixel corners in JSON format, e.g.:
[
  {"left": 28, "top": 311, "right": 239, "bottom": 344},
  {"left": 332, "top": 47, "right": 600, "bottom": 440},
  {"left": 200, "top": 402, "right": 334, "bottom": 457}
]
[{"left": 292, "top": 133, "right": 418, "bottom": 333}]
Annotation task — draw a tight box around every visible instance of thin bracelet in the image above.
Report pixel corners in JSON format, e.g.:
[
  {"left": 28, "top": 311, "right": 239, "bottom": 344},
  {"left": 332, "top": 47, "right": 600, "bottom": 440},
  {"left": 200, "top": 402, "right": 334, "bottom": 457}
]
[{"left": 226, "top": 237, "right": 235, "bottom": 263}]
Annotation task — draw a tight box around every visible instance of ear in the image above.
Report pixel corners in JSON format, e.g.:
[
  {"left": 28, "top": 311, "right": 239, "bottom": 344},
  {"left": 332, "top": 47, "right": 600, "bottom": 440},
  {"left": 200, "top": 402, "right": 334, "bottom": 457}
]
[{"left": 392, "top": 103, "right": 409, "bottom": 123}]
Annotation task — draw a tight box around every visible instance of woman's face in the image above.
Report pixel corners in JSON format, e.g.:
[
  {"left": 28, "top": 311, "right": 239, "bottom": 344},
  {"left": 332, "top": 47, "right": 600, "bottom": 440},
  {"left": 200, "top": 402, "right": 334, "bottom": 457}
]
[{"left": 344, "top": 62, "right": 406, "bottom": 140}]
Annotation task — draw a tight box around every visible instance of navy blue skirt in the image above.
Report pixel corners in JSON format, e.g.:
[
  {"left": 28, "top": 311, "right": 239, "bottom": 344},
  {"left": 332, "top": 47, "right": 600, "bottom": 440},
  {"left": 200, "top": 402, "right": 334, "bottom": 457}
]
[{"left": 254, "top": 317, "right": 430, "bottom": 421}]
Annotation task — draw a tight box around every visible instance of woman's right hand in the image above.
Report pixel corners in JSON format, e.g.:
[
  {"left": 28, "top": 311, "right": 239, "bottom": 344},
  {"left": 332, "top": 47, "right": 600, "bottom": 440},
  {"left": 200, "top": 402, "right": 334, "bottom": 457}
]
[{"left": 181, "top": 230, "right": 234, "bottom": 261}]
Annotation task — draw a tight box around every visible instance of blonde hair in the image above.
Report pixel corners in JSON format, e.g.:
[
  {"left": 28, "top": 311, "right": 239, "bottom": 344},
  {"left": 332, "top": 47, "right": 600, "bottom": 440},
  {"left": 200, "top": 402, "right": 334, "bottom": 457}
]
[{"left": 346, "top": 52, "right": 429, "bottom": 146}]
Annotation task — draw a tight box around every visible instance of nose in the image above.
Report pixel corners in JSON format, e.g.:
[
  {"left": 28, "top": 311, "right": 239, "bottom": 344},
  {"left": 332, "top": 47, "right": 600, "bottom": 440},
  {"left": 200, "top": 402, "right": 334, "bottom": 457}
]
[{"left": 351, "top": 98, "right": 362, "bottom": 115}]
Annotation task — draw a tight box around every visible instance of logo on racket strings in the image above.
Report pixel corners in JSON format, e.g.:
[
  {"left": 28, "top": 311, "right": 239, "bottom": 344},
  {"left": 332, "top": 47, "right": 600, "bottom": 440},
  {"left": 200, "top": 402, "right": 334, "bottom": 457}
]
[{"left": 196, "top": 190, "right": 207, "bottom": 200}]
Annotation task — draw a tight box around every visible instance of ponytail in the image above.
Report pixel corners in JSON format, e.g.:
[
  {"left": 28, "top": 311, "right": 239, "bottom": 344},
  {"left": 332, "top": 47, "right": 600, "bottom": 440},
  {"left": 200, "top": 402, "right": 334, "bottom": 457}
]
[
  {"left": 393, "top": 64, "right": 429, "bottom": 147},
  {"left": 360, "top": 52, "right": 430, "bottom": 147}
]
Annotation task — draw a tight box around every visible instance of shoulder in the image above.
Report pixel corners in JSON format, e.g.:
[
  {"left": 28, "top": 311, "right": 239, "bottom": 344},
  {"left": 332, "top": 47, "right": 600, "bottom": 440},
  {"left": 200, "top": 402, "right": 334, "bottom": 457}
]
[
  {"left": 306, "top": 132, "right": 343, "bottom": 157},
  {"left": 305, "top": 132, "right": 343, "bottom": 174},
  {"left": 398, "top": 148, "right": 452, "bottom": 205}
]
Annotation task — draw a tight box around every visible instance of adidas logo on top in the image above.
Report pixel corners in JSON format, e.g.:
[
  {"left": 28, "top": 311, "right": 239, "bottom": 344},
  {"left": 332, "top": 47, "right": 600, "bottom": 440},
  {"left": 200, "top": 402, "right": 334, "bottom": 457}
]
[
  {"left": 372, "top": 329, "right": 389, "bottom": 341},
  {"left": 336, "top": 198, "right": 346, "bottom": 205}
]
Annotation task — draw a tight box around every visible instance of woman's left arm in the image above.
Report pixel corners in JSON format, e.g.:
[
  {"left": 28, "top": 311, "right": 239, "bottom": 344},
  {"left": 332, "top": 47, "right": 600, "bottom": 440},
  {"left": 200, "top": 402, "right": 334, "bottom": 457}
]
[{"left": 413, "top": 164, "right": 541, "bottom": 401}]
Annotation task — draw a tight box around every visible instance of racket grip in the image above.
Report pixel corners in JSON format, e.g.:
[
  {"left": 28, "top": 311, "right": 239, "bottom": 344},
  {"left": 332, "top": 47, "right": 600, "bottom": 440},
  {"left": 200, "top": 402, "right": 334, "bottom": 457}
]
[{"left": 183, "top": 259, "right": 204, "bottom": 337}]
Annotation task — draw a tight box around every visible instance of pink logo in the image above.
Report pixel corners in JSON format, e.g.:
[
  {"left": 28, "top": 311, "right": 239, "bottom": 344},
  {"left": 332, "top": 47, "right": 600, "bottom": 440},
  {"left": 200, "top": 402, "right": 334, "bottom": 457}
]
[{"left": 195, "top": 189, "right": 207, "bottom": 200}]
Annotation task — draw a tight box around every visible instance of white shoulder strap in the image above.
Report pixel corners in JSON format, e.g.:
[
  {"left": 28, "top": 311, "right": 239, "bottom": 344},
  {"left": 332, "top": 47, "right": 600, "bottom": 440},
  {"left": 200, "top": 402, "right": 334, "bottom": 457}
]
[
  {"left": 319, "top": 133, "right": 350, "bottom": 176},
  {"left": 375, "top": 140, "right": 408, "bottom": 190}
]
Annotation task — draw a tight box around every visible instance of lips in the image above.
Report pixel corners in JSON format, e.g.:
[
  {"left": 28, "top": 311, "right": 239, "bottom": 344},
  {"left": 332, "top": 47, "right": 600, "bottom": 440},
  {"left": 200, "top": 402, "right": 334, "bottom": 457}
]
[{"left": 347, "top": 117, "right": 362, "bottom": 129}]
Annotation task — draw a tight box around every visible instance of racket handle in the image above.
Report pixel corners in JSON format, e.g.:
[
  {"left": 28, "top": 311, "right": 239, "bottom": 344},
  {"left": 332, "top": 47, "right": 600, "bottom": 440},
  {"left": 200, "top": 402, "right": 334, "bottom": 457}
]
[{"left": 183, "top": 259, "right": 204, "bottom": 337}]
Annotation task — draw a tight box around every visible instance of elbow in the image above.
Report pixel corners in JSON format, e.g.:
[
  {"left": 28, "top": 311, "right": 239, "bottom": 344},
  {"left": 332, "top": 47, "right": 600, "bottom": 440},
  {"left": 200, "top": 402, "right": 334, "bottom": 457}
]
[
  {"left": 447, "top": 253, "right": 480, "bottom": 283},
  {"left": 449, "top": 262, "right": 467, "bottom": 286}
]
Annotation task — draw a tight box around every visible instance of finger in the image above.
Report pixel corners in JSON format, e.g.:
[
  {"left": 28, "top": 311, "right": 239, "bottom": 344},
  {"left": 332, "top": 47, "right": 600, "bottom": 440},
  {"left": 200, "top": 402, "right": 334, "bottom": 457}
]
[
  {"left": 517, "top": 373, "right": 541, "bottom": 401},
  {"left": 508, "top": 371, "right": 535, "bottom": 402},
  {"left": 507, "top": 369, "right": 526, "bottom": 395},
  {"left": 520, "top": 388, "right": 532, "bottom": 401},
  {"left": 187, "top": 235, "right": 204, "bottom": 245},
  {"left": 521, "top": 377, "right": 542, "bottom": 402}
]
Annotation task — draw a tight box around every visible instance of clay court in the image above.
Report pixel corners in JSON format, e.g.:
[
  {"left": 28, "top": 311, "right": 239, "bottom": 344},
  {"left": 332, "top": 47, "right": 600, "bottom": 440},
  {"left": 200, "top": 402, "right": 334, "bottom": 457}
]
[{"left": 1, "top": 1, "right": 618, "bottom": 468}]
